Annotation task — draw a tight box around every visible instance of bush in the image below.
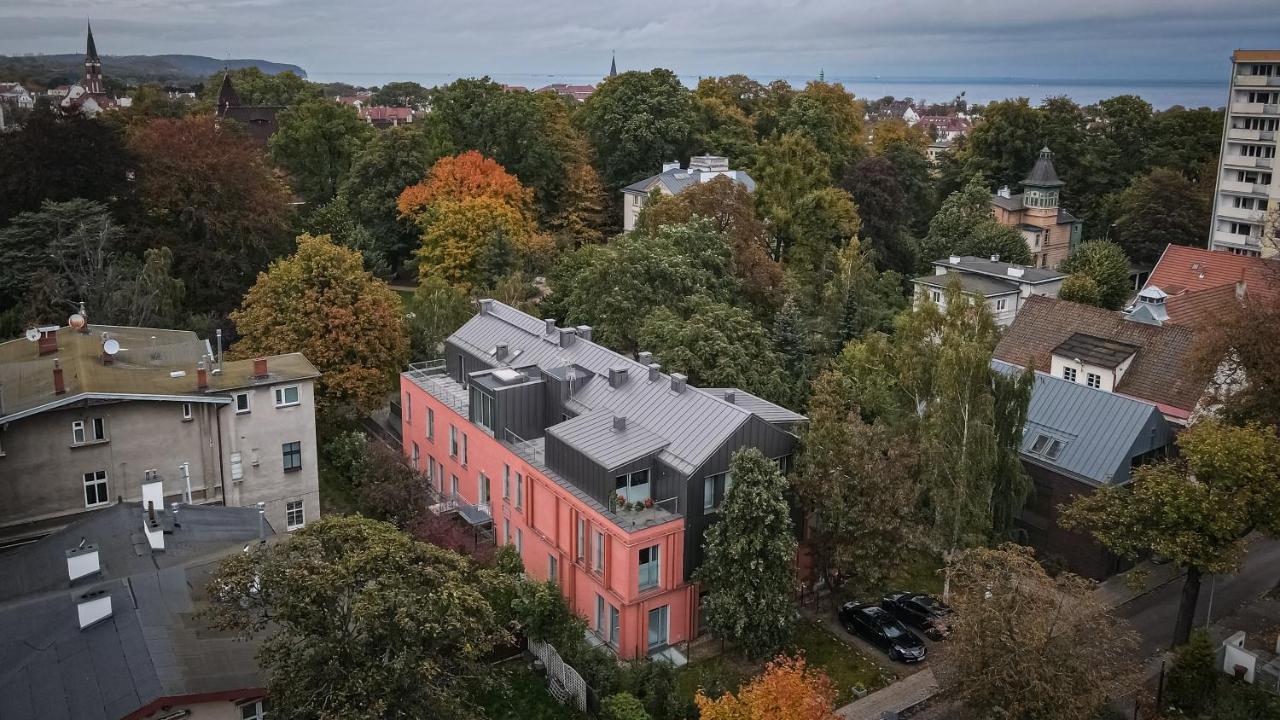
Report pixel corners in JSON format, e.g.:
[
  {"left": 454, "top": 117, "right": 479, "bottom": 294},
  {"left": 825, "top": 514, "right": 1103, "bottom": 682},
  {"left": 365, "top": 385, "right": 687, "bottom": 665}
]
[
  {"left": 1165, "top": 629, "right": 1218, "bottom": 715},
  {"left": 1059, "top": 273, "right": 1103, "bottom": 307},
  {"left": 601, "top": 692, "right": 651, "bottom": 720}
]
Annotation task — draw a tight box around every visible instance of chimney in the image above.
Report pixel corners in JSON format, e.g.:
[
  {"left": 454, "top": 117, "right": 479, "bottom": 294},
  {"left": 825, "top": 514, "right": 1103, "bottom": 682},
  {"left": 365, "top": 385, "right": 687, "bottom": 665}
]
[
  {"left": 495, "top": 343, "right": 509, "bottom": 360},
  {"left": 613, "top": 415, "right": 627, "bottom": 431},
  {"left": 662, "top": 160, "right": 681, "bottom": 172},
  {"left": 724, "top": 390, "right": 736, "bottom": 404},
  {"left": 253, "top": 357, "right": 268, "bottom": 379},
  {"left": 76, "top": 589, "right": 113, "bottom": 630},
  {"left": 66, "top": 543, "right": 101, "bottom": 583},
  {"left": 53, "top": 359, "right": 66, "bottom": 395},
  {"left": 948, "top": 255, "right": 961, "bottom": 265},
  {"left": 576, "top": 325, "right": 593, "bottom": 341},
  {"left": 671, "top": 373, "right": 687, "bottom": 393},
  {"left": 997, "top": 185, "right": 1011, "bottom": 198},
  {"left": 637, "top": 351, "right": 653, "bottom": 365},
  {"left": 479, "top": 299, "right": 495, "bottom": 315},
  {"left": 608, "top": 367, "right": 628, "bottom": 388},
  {"left": 558, "top": 328, "right": 577, "bottom": 348},
  {"left": 648, "top": 363, "right": 661, "bottom": 381},
  {"left": 543, "top": 318, "right": 557, "bottom": 335},
  {"left": 196, "top": 360, "right": 208, "bottom": 390},
  {"left": 37, "top": 327, "right": 58, "bottom": 356}
]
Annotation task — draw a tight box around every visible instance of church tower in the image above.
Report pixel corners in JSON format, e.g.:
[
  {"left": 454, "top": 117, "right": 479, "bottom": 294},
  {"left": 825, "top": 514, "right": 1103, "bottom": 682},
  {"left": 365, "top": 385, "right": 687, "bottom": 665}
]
[
  {"left": 83, "top": 21, "right": 104, "bottom": 95},
  {"left": 1021, "top": 146, "right": 1064, "bottom": 220},
  {"left": 608, "top": 52, "right": 617, "bottom": 79}
]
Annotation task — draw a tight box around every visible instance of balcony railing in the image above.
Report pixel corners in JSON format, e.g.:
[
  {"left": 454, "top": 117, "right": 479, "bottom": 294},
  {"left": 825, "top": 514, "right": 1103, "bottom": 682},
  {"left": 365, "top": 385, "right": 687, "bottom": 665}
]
[{"left": 406, "top": 360, "right": 469, "bottom": 416}]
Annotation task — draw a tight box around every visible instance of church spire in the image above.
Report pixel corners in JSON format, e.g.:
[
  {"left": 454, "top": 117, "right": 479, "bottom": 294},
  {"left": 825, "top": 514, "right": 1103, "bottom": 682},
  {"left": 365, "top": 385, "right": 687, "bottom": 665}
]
[
  {"left": 216, "top": 69, "right": 241, "bottom": 112},
  {"left": 85, "top": 21, "right": 100, "bottom": 64},
  {"left": 83, "top": 20, "right": 103, "bottom": 95},
  {"left": 609, "top": 51, "right": 617, "bottom": 78}
]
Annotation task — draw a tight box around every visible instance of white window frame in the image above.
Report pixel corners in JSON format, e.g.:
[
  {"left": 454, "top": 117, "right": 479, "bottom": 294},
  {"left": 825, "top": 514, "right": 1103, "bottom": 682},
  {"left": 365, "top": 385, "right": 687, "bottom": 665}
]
[
  {"left": 1086, "top": 372, "right": 1102, "bottom": 389},
  {"left": 285, "top": 500, "right": 305, "bottom": 530},
  {"left": 593, "top": 530, "right": 605, "bottom": 575},
  {"left": 234, "top": 392, "right": 251, "bottom": 414},
  {"left": 230, "top": 451, "right": 244, "bottom": 481},
  {"left": 503, "top": 464, "right": 511, "bottom": 499},
  {"left": 91, "top": 417, "right": 106, "bottom": 441},
  {"left": 427, "top": 408, "right": 435, "bottom": 441},
  {"left": 239, "top": 700, "right": 268, "bottom": 720},
  {"left": 83, "top": 470, "right": 109, "bottom": 507},
  {"left": 72, "top": 420, "right": 86, "bottom": 445},
  {"left": 515, "top": 527, "right": 523, "bottom": 553},
  {"left": 462, "top": 432, "right": 468, "bottom": 466},
  {"left": 504, "top": 518, "right": 511, "bottom": 545},
  {"left": 480, "top": 472, "right": 491, "bottom": 507},
  {"left": 615, "top": 468, "right": 651, "bottom": 504},
  {"left": 995, "top": 298, "right": 1007, "bottom": 312},
  {"left": 404, "top": 391, "right": 411, "bottom": 422},
  {"left": 638, "top": 545, "right": 660, "bottom": 591},
  {"left": 273, "top": 385, "right": 300, "bottom": 408},
  {"left": 1062, "top": 367, "right": 1077, "bottom": 383},
  {"left": 181, "top": 402, "right": 193, "bottom": 421}
]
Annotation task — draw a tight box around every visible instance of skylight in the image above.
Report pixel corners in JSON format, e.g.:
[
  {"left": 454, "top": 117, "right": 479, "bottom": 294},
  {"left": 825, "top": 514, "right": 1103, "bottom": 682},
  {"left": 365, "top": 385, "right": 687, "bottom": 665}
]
[{"left": 1029, "top": 433, "right": 1067, "bottom": 460}]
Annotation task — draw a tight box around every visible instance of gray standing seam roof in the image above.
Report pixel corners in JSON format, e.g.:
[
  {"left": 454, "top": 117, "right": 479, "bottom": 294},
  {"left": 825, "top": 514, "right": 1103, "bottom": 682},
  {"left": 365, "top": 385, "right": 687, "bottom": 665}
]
[
  {"left": 701, "top": 388, "right": 807, "bottom": 424},
  {"left": 0, "top": 503, "right": 271, "bottom": 720},
  {"left": 912, "top": 271, "right": 1020, "bottom": 297},
  {"left": 931, "top": 256, "right": 1066, "bottom": 284},
  {"left": 993, "top": 360, "right": 1166, "bottom": 486},
  {"left": 547, "top": 408, "right": 670, "bottom": 470},
  {"left": 447, "top": 301, "right": 801, "bottom": 476},
  {"left": 622, "top": 168, "right": 757, "bottom": 196}
]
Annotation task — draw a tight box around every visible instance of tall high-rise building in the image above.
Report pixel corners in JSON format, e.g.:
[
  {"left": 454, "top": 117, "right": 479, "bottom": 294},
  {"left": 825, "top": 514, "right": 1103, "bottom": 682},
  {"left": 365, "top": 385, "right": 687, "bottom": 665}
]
[{"left": 1208, "top": 50, "right": 1280, "bottom": 257}]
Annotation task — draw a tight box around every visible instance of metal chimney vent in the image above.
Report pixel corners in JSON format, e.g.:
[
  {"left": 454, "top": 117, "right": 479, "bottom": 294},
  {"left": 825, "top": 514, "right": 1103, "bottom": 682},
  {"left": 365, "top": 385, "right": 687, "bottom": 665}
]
[
  {"left": 613, "top": 415, "right": 627, "bottom": 431},
  {"left": 671, "top": 373, "right": 688, "bottom": 393}
]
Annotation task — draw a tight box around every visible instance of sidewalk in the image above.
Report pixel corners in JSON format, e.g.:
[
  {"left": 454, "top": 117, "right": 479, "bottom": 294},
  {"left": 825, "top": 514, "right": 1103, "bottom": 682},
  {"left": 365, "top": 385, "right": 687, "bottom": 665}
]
[
  {"left": 1096, "top": 560, "right": 1184, "bottom": 609},
  {"left": 837, "top": 667, "right": 937, "bottom": 719}
]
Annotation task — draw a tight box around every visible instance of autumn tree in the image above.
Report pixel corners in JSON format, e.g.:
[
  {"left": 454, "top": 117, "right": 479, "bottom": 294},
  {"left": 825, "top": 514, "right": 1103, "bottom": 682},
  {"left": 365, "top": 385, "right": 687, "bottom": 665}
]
[
  {"left": 204, "top": 516, "right": 509, "bottom": 720},
  {"left": 127, "top": 114, "right": 293, "bottom": 316},
  {"left": 1062, "top": 420, "right": 1280, "bottom": 647},
  {"left": 1113, "top": 167, "right": 1211, "bottom": 265},
  {"left": 942, "top": 544, "right": 1139, "bottom": 720},
  {"left": 919, "top": 175, "right": 1031, "bottom": 268},
  {"left": 270, "top": 97, "right": 374, "bottom": 204},
  {"left": 796, "top": 369, "right": 920, "bottom": 593},
  {"left": 230, "top": 234, "right": 409, "bottom": 418},
  {"left": 870, "top": 118, "right": 928, "bottom": 155},
  {"left": 398, "top": 150, "right": 533, "bottom": 215},
  {"left": 696, "top": 448, "right": 797, "bottom": 658},
  {"left": 695, "top": 656, "right": 838, "bottom": 720},
  {"left": 1198, "top": 298, "right": 1280, "bottom": 428},
  {"left": 1057, "top": 240, "right": 1132, "bottom": 310}
]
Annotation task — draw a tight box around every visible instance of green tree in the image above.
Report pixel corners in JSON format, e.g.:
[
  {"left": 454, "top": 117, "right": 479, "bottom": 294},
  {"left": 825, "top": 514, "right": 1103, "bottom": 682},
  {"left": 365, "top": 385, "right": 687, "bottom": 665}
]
[
  {"left": 796, "top": 369, "right": 921, "bottom": 593},
  {"left": 775, "top": 81, "right": 865, "bottom": 173},
  {"left": 600, "top": 692, "right": 652, "bottom": 720},
  {"left": 577, "top": 69, "right": 700, "bottom": 192},
  {"left": 204, "top": 516, "right": 509, "bottom": 720},
  {"left": 919, "top": 175, "right": 1031, "bottom": 267},
  {"left": 840, "top": 155, "right": 913, "bottom": 275},
  {"left": 405, "top": 274, "right": 474, "bottom": 361},
  {"left": 637, "top": 297, "right": 791, "bottom": 406},
  {"left": 1058, "top": 240, "right": 1132, "bottom": 310},
  {"left": 696, "top": 448, "right": 797, "bottom": 658},
  {"left": 881, "top": 139, "right": 937, "bottom": 237},
  {"left": 1199, "top": 299, "right": 1280, "bottom": 428},
  {"left": 304, "top": 197, "right": 387, "bottom": 276},
  {"left": 1113, "top": 167, "right": 1211, "bottom": 265},
  {"left": 371, "top": 81, "right": 432, "bottom": 108},
  {"left": 1147, "top": 106, "right": 1223, "bottom": 181},
  {"left": 200, "top": 67, "right": 319, "bottom": 106},
  {"left": 270, "top": 97, "right": 375, "bottom": 204},
  {"left": 753, "top": 132, "right": 831, "bottom": 257},
  {"left": 953, "top": 98, "right": 1042, "bottom": 190},
  {"left": 695, "top": 94, "right": 759, "bottom": 168},
  {"left": 786, "top": 188, "right": 861, "bottom": 299},
  {"left": 1062, "top": 420, "right": 1280, "bottom": 647},
  {"left": 1058, "top": 273, "right": 1103, "bottom": 307},
  {"left": 816, "top": 238, "right": 907, "bottom": 354},
  {"left": 1165, "top": 629, "right": 1218, "bottom": 716}
]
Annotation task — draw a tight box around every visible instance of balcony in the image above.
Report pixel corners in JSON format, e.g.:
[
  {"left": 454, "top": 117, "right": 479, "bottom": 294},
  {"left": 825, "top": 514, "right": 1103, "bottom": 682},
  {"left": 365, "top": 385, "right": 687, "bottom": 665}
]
[
  {"left": 1212, "top": 230, "right": 1261, "bottom": 252},
  {"left": 1224, "top": 155, "right": 1265, "bottom": 169},
  {"left": 406, "top": 360, "right": 469, "bottom": 416},
  {"left": 1218, "top": 205, "right": 1265, "bottom": 222},
  {"left": 1229, "top": 127, "right": 1264, "bottom": 141},
  {"left": 1219, "top": 180, "right": 1269, "bottom": 195},
  {"left": 1231, "top": 102, "right": 1280, "bottom": 115},
  {"left": 1235, "top": 74, "right": 1269, "bottom": 87}
]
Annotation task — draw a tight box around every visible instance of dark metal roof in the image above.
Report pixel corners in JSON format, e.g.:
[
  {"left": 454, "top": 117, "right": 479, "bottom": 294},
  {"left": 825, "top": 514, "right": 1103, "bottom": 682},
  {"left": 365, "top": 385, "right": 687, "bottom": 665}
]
[
  {"left": 85, "top": 22, "right": 100, "bottom": 64},
  {"left": 0, "top": 503, "right": 271, "bottom": 720},
  {"left": 930, "top": 256, "right": 1066, "bottom": 284},
  {"left": 622, "top": 167, "right": 756, "bottom": 196},
  {"left": 1052, "top": 332, "right": 1140, "bottom": 369},
  {"left": 547, "top": 408, "right": 670, "bottom": 470},
  {"left": 701, "top": 388, "right": 807, "bottom": 424},
  {"left": 1023, "top": 146, "right": 1065, "bottom": 188},
  {"left": 912, "top": 271, "right": 1020, "bottom": 297}
]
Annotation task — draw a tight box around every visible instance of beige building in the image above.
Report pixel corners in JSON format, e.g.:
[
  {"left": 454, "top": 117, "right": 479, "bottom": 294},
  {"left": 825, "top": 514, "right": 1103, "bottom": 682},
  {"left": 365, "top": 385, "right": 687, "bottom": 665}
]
[
  {"left": 990, "top": 147, "right": 1085, "bottom": 269},
  {"left": 0, "top": 321, "right": 320, "bottom": 543},
  {"left": 620, "top": 156, "right": 756, "bottom": 231},
  {"left": 1208, "top": 49, "right": 1280, "bottom": 257}
]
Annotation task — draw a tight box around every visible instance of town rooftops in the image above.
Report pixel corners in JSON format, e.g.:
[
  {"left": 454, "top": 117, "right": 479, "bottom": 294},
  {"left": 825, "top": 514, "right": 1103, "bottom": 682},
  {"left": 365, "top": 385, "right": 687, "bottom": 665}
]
[
  {"left": 1144, "top": 244, "right": 1278, "bottom": 305},
  {"left": 994, "top": 295, "right": 1206, "bottom": 419},
  {"left": 913, "top": 271, "right": 1021, "bottom": 298},
  {"left": 0, "top": 324, "right": 318, "bottom": 424},
  {"left": 622, "top": 156, "right": 756, "bottom": 197},
  {"left": 440, "top": 300, "right": 804, "bottom": 476},
  {"left": 1052, "top": 333, "right": 1140, "bottom": 369},
  {"left": 0, "top": 502, "right": 271, "bottom": 720},
  {"left": 993, "top": 360, "right": 1171, "bottom": 487},
  {"left": 932, "top": 256, "right": 1065, "bottom": 284}
]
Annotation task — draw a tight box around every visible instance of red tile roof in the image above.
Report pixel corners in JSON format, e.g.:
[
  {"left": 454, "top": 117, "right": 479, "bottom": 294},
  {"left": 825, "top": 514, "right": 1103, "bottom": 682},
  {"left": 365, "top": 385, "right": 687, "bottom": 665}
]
[
  {"left": 1145, "top": 244, "right": 1279, "bottom": 305},
  {"left": 1164, "top": 284, "right": 1244, "bottom": 330},
  {"left": 993, "top": 295, "right": 1207, "bottom": 418}
]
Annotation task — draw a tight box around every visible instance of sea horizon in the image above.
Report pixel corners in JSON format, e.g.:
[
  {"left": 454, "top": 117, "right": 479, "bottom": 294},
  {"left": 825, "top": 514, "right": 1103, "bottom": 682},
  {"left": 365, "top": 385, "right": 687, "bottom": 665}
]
[{"left": 306, "top": 70, "right": 1226, "bottom": 109}]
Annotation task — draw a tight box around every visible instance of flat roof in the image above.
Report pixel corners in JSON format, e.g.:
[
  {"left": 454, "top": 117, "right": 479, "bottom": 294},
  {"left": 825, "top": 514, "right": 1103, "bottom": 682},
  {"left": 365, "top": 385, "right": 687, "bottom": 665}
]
[
  {"left": 913, "top": 271, "right": 1020, "bottom": 297},
  {"left": 1233, "top": 50, "right": 1280, "bottom": 62}
]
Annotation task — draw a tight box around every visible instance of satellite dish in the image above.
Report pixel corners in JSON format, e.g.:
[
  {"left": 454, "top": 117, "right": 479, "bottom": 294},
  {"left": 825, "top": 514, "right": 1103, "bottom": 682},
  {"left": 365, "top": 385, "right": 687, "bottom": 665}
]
[
  {"left": 68, "top": 313, "right": 86, "bottom": 330},
  {"left": 103, "top": 339, "right": 120, "bottom": 356},
  {"left": 24, "top": 328, "right": 39, "bottom": 342}
]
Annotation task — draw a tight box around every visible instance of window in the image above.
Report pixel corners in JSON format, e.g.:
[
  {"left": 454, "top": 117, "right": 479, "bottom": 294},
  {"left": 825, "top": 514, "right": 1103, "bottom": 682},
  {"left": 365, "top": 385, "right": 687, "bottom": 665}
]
[
  {"left": 451, "top": 474, "right": 459, "bottom": 498},
  {"left": 608, "top": 604, "right": 620, "bottom": 645},
  {"left": 72, "top": 420, "right": 85, "bottom": 445},
  {"left": 234, "top": 392, "right": 250, "bottom": 414},
  {"left": 596, "top": 594, "right": 606, "bottom": 632},
  {"left": 239, "top": 700, "right": 268, "bottom": 720},
  {"left": 773, "top": 454, "right": 793, "bottom": 475},
  {"left": 480, "top": 473, "right": 491, "bottom": 507},
  {"left": 703, "top": 471, "right": 732, "bottom": 511},
  {"left": 638, "top": 545, "right": 660, "bottom": 591},
  {"left": 615, "top": 468, "right": 651, "bottom": 504},
  {"left": 515, "top": 472, "right": 524, "bottom": 509},
  {"left": 593, "top": 530, "right": 605, "bottom": 575},
  {"left": 412, "top": 442, "right": 420, "bottom": 470},
  {"left": 282, "top": 441, "right": 302, "bottom": 472},
  {"left": 995, "top": 298, "right": 1007, "bottom": 312},
  {"left": 450, "top": 425, "right": 458, "bottom": 458},
  {"left": 475, "top": 391, "right": 496, "bottom": 431},
  {"left": 462, "top": 432, "right": 468, "bottom": 465},
  {"left": 404, "top": 392, "right": 411, "bottom": 422},
  {"left": 504, "top": 518, "right": 511, "bottom": 545},
  {"left": 230, "top": 451, "right": 244, "bottom": 481},
  {"left": 427, "top": 408, "right": 435, "bottom": 441},
  {"left": 1086, "top": 372, "right": 1102, "bottom": 389},
  {"left": 515, "top": 528, "right": 523, "bottom": 553},
  {"left": 1030, "top": 434, "right": 1050, "bottom": 454},
  {"left": 181, "top": 402, "right": 193, "bottom": 421},
  {"left": 648, "top": 605, "right": 669, "bottom": 651},
  {"left": 577, "top": 517, "right": 586, "bottom": 561},
  {"left": 1062, "top": 367, "right": 1077, "bottom": 382},
  {"left": 83, "top": 470, "right": 109, "bottom": 507},
  {"left": 92, "top": 418, "right": 105, "bottom": 441},
  {"left": 286, "top": 500, "right": 305, "bottom": 530},
  {"left": 930, "top": 290, "right": 942, "bottom": 303},
  {"left": 548, "top": 554, "right": 558, "bottom": 583},
  {"left": 428, "top": 455, "right": 437, "bottom": 486},
  {"left": 273, "top": 385, "right": 300, "bottom": 408},
  {"left": 1045, "top": 439, "right": 1064, "bottom": 460},
  {"left": 503, "top": 464, "right": 511, "bottom": 499}
]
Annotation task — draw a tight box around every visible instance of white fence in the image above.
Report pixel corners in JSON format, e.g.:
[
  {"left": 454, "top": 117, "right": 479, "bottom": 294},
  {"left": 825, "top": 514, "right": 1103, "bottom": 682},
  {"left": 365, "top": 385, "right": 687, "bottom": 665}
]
[{"left": 528, "top": 638, "right": 588, "bottom": 713}]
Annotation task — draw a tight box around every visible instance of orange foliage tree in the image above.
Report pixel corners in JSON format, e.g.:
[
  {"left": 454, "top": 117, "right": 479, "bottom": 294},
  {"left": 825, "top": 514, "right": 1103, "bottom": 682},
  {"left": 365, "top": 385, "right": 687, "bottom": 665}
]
[
  {"left": 230, "top": 234, "right": 409, "bottom": 418},
  {"left": 694, "top": 656, "right": 839, "bottom": 720},
  {"left": 398, "top": 151, "right": 552, "bottom": 289}
]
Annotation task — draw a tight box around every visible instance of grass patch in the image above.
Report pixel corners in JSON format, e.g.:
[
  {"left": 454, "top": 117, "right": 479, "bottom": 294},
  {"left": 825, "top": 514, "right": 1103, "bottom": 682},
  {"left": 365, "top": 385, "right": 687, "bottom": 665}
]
[
  {"left": 482, "top": 660, "right": 579, "bottom": 720},
  {"left": 675, "top": 619, "right": 890, "bottom": 709},
  {"left": 885, "top": 550, "right": 946, "bottom": 597}
]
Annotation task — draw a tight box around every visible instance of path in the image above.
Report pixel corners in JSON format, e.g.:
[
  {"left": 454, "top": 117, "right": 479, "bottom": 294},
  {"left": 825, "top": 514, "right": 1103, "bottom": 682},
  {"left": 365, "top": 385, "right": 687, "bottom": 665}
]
[{"left": 837, "top": 667, "right": 937, "bottom": 720}]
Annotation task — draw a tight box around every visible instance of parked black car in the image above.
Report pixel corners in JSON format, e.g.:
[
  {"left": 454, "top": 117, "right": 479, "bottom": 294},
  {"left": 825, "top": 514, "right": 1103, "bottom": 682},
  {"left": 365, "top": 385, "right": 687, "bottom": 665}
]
[
  {"left": 838, "top": 601, "right": 927, "bottom": 663},
  {"left": 881, "top": 592, "right": 953, "bottom": 640}
]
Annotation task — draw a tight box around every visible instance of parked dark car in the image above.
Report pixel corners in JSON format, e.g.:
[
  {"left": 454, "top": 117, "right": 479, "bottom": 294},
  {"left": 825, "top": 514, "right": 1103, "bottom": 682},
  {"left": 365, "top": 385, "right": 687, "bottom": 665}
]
[
  {"left": 838, "top": 601, "right": 927, "bottom": 663},
  {"left": 881, "top": 592, "right": 953, "bottom": 640}
]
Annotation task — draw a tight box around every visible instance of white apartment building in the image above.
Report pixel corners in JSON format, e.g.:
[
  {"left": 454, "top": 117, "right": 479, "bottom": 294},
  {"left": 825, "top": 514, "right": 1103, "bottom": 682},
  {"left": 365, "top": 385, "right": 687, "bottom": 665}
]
[{"left": 1209, "top": 50, "right": 1280, "bottom": 257}]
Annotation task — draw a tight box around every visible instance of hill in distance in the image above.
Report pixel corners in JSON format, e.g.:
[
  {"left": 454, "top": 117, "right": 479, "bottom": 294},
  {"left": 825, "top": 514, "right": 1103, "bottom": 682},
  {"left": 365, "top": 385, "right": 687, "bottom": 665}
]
[{"left": 0, "top": 54, "right": 307, "bottom": 89}]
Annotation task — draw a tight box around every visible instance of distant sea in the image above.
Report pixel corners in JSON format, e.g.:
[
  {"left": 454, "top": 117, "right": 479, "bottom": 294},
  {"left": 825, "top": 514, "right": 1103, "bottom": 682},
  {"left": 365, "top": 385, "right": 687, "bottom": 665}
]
[{"left": 308, "top": 71, "right": 1225, "bottom": 110}]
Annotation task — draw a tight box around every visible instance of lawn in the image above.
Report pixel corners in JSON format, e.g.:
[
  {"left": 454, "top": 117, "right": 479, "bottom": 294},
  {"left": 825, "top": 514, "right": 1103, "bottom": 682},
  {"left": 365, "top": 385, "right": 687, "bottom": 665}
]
[
  {"left": 481, "top": 660, "right": 579, "bottom": 720},
  {"left": 675, "top": 619, "right": 891, "bottom": 709}
]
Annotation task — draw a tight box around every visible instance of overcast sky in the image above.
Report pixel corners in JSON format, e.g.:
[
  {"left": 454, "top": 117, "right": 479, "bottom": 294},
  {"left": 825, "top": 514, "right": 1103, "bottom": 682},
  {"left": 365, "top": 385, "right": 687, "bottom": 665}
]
[{"left": 3, "top": 0, "right": 1278, "bottom": 85}]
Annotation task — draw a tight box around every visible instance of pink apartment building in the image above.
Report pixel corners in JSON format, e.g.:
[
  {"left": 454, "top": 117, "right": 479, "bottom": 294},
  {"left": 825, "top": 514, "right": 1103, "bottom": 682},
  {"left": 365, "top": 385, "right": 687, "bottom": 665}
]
[{"left": 400, "top": 300, "right": 804, "bottom": 662}]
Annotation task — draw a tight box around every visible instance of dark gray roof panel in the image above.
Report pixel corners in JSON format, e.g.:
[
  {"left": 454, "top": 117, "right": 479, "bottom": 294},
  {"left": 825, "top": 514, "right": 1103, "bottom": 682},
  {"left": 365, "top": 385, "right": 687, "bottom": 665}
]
[
  {"left": 1023, "top": 147, "right": 1065, "bottom": 187},
  {"left": 930, "top": 256, "right": 1066, "bottom": 284},
  {"left": 701, "top": 388, "right": 807, "bottom": 424},
  {"left": 912, "top": 271, "right": 1020, "bottom": 297},
  {"left": 547, "top": 409, "right": 670, "bottom": 470},
  {"left": 1052, "top": 333, "right": 1140, "bottom": 369},
  {"left": 622, "top": 167, "right": 757, "bottom": 195}
]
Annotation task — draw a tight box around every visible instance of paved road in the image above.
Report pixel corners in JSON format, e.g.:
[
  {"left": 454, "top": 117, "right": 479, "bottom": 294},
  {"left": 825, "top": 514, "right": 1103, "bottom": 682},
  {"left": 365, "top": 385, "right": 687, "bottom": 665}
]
[{"left": 1116, "top": 535, "right": 1280, "bottom": 658}]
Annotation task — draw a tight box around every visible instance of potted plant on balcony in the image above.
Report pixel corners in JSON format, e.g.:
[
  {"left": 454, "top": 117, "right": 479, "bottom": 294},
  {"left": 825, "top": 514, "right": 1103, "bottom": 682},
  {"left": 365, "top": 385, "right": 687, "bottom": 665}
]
[
  {"left": 643, "top": 497, "right": 654, "bottom": 509},
  {"left": 615, "top": 494, "right": 627, "bottom": 512}
]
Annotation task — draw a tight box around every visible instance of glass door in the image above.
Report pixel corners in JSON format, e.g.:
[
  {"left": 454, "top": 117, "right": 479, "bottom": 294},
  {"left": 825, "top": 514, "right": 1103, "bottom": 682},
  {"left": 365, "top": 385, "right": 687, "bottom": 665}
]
[{"left": 647, "top": 605, "right": 668, "bottom": 651}]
